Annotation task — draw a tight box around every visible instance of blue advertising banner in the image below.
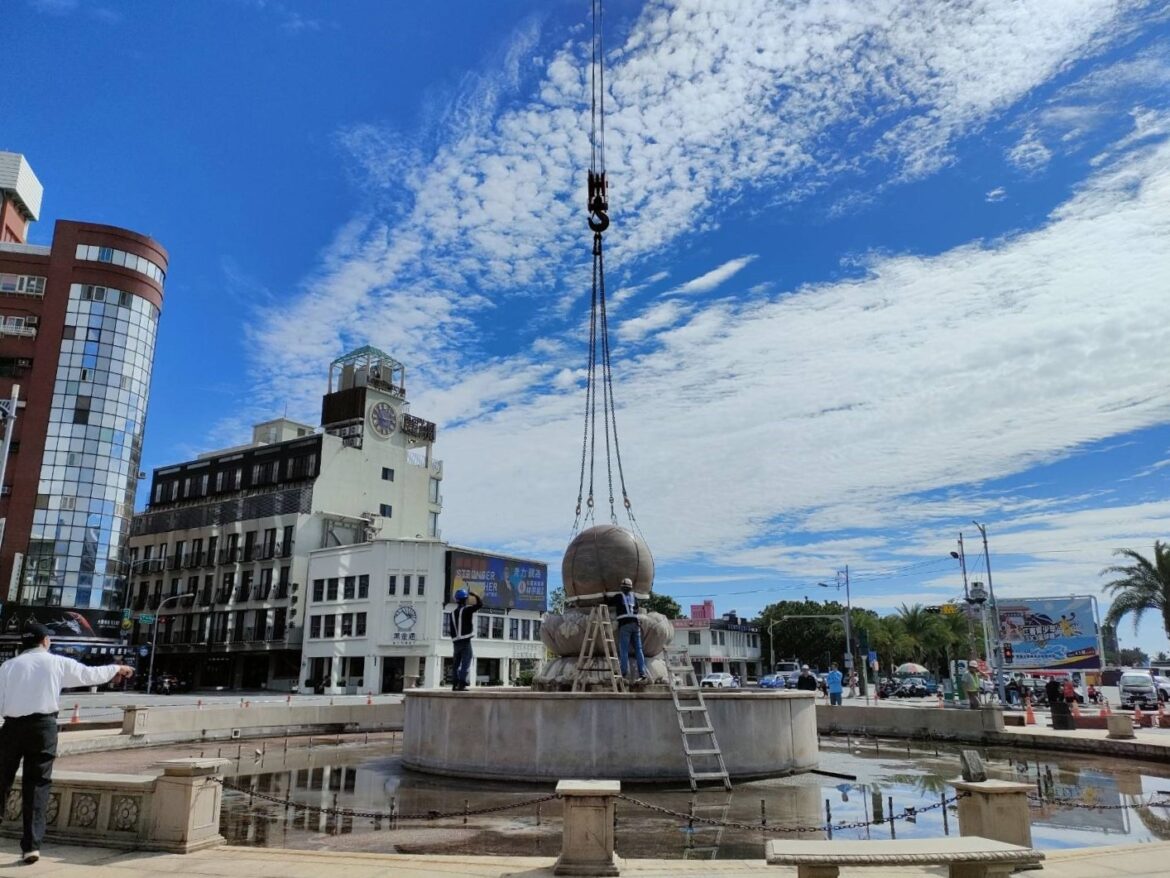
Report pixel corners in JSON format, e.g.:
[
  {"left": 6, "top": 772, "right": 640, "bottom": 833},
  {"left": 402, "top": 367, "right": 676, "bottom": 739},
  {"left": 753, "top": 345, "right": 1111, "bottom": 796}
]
[
  {"left": 997, "top": 596, "right": 1101, "bottom": 670},
  {"left": 447, "top": 550, "right": 547, "bottom": 612}
]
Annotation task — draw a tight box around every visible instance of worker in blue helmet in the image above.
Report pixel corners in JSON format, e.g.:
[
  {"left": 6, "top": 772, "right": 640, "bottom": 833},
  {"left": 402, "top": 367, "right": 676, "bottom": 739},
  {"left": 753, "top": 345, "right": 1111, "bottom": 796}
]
[{"left": 449, "top": 587, "right": 483, "bottom": 691}]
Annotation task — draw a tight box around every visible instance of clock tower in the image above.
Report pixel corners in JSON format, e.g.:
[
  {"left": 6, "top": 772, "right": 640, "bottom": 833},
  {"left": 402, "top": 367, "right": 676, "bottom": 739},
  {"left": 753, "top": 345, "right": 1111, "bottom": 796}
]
[{"left": 320, "top": 346, "right": 436, "bottom": 452}]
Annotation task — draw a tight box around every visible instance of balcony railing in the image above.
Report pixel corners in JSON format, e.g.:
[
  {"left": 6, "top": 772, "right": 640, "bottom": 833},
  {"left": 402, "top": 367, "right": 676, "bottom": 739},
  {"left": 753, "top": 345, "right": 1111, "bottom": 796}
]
[
  {"left": 236, "top": 586, "right": 251, "bottom": 602},
  {"left": 0, "top": 323, "right": 36, "bottom": 338},
  {"left": 198, "top": 590, "right": 212, "bottom": 607},
  {"left": 401, "top": 413, "right": 436, "bottom": 442},
  {"left": 274, "top": 584, "right": 289, "bottom": 600},
  {"left": 203, "top": 553, "right": 217, "bottom": 568}
]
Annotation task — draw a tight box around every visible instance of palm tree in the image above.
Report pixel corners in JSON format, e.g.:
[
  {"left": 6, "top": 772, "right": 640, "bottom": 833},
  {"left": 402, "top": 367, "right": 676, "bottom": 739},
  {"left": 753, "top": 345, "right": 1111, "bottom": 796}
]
[
  {"left": 896, "top": 604, "right": 937, "bottom": 663},
  {"left": 1102, "top": 541, "right": 1170, "bottom": 641}
]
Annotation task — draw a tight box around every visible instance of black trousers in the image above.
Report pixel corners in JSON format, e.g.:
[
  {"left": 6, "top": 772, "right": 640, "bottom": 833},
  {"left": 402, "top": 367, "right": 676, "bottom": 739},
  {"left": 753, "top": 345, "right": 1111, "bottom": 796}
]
[{"left": 0, "top": 714, "right": 58, "bottom": 854}]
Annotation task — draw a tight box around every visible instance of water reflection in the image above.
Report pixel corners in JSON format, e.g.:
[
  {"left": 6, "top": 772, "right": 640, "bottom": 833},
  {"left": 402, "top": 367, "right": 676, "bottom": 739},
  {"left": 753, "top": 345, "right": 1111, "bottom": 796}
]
[{"left": 215, "top": 735, "right": 1170, "bottom": 859}]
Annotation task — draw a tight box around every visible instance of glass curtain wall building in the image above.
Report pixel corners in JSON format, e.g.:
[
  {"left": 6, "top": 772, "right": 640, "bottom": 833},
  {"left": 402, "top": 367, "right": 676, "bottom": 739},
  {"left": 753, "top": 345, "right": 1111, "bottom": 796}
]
[{"left": 22, "top": 282, "right": 159, "bottom": 610}]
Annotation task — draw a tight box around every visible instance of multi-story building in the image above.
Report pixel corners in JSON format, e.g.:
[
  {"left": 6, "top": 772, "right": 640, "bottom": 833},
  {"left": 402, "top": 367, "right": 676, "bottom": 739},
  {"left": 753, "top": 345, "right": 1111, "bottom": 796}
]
[
  {"left": 302, "top": 543, "right": 546, "bottom": 692},
  {"left": 126, "top": 347, "right": 443, "bottom": 690},
  {"left": 0, "top": 151, "right": 167, "bottom": 665},
  {"left": 672, "top": 606, "right": 763, "bottom": 681}
]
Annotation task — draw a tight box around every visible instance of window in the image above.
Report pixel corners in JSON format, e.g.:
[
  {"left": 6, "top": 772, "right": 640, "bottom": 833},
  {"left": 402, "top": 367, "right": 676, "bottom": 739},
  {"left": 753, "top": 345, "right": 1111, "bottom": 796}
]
[
  {"left": 491, "top": 616, "right": 505, "bottom": 640},
  {"left": 312, "top": 579, "right": 324, "bottom": 602},
  {"left": 522, "top": 619, "right": 531, "bottom": 639},
  {"left": 688, "top": 631, "right": 701, "bottom": 646},
  {"left": 533, "top": 620, "right": 541, "bottom": 640},
  {"left": 343, "top": 576, "right": 355, "bottom": 600},
  {"left": 262, "top": 528, "right": 276, "bottom": 557},
  {"left": 443, "top": 613, "right": 453, "bottom": 638},
  {"left": 429, "top": 477, "right": 440, "bottom": 503},
  {"left": 428, "top": 511, "right": 439, "bottom": 538},
  {"left": 381, "top": 467, "right": 394, "bottom": 481},
  {"left": 403, "top": 575, "right": 411, "bottom": 596},
  {"left": 358, "top": 575, "right": 369, "bottom": 599},
  {"left": 326, "top": 578, "right": 338, "bottom": 601},
  {"left": 215, "top": 471, "right": 224, "bottom": 492},
  {"left": 379, "top": 503, "right": 393, "bottom": 518},
  {"left": 309, "top": 616, "right": 321, "bottom": 638},
  {"left": 340, "top": 614, "right": 353, "bottom": 637},
  {"left": 282, "top": 525, "right": 294, "bottom": 556},
  {"left": 509, "top": 618, "right": 519, "bottom": 639},
  {"left": 75, "top": 243, "right": 165, "bottom": 283},
  {"left": 388, "top": 575, "right": 396, "bottom": 595},
  {"left": 356, "top": 612, "right": 367, "bottom": 636},
  {"left": 477, "top": 615, "right": 490, "bottom": 638},
  {"left": 323, "top": 615, "right": 336, "bottom": 637},
  {"left": 417, "top": 575, "right": 425, "bottom": 596}
]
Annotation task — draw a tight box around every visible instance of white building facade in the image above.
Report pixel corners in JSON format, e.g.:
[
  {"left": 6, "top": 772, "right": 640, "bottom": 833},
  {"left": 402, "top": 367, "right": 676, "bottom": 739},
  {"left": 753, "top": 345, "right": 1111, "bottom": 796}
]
[
  {"left": 671, "top": 611, "right": 763, "bottom": 681},
  {"left": 302, "top": 540, "right": 546, "bottom": 692},
  {"left": 126, "top": 347, "right": 443, "bottom": 690}
]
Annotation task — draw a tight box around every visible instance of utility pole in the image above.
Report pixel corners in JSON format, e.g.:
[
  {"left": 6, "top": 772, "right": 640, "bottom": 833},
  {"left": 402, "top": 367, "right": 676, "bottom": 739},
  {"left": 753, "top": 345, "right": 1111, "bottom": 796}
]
[
  {"left": 818, "top": 567, "right": 861, "bottom": 696},
  {"left": 973, "top": 521, "right": 1007, "bottom": 705},
  {"left": 951, "top": 534, "right": 977, "bottom": 654}
]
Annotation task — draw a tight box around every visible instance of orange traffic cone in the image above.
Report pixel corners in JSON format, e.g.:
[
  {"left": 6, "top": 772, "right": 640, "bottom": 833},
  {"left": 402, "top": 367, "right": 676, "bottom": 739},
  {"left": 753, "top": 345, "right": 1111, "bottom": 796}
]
[
  {"left": 366, "top": 692, "right": 373, "bottom": 705},
  {"left": 196, "top": 698, "right": 203, "bottom": 710},
  {"left": 1025, "top": 696, "right": 1037, "bottom": 726},
  {"left": 1101, "top": 699, "right": 1111, "bottom": 716},
  {"left": 70, "top": 703, "right": 81, "bottom": 725},
  {"left": 936, "top": 691, "right": 944, "bottom": 708},
  {"left": 1134, "top": 703, "right": 1144, "bottom": 727},
  {"left": 287, "top": 694, "right": 293, "bottom": 705}
]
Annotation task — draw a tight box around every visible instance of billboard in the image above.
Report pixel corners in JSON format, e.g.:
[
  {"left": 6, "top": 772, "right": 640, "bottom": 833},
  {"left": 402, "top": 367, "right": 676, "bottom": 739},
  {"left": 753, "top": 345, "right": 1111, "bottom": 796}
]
[
  {"left": 446, "top": 550, "right": 547, "bottom": 612},
  {"left": 0, "top": 603, "right": 124, "bottom": 641},
  {"left": 997, "top": 596, "right": 1101, "bottom": 670}
]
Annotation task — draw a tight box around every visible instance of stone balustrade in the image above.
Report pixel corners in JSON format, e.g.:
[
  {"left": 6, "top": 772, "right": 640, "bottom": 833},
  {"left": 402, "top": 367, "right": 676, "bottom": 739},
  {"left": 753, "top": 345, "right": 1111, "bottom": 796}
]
[{"left": 1, "top": 758, "right": 229, "bottom": 853}]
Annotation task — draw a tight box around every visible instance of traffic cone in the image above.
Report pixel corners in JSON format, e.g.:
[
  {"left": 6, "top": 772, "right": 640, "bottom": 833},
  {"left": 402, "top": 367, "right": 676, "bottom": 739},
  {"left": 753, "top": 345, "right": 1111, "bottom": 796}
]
[
  {"left": 936, "top": 691, "right": 944, "bottom": 708},
  {"left": 197, "top": 699, "right": 203, "bottom": 711},
  {"left": 1101, "top": 699, "right": 1111, "bottom": 717},
  {"left": 366, "top": 692, "right": 373, "bottom": 705},
  {"left": 286, "top": 694, "right": 293, "bottom": 705},
  {"left": 1025, "top": 696, "right": 1037, "bottom": 726},
  {"left": 70, "top": 703, "right": 81, "bottom": 725},
  {"left": 1134, "top": 703, "right": 1144, "bottom": 727}
]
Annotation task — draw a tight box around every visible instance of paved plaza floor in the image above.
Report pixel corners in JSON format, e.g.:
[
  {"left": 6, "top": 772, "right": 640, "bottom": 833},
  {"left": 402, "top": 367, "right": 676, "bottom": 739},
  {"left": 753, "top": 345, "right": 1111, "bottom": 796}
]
[{"left": 2, "top": 840, "right": 1168, "bottom": 877}]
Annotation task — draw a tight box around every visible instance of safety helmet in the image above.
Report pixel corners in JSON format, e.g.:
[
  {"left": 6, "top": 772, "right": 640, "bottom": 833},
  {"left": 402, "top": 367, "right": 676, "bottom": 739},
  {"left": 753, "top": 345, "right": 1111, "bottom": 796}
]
[
  {"left": 455, "top": 589, "right": 469, "bottom": 602},
  {"left": 620, "top": 578, "right": 633, "bottom": 589}
]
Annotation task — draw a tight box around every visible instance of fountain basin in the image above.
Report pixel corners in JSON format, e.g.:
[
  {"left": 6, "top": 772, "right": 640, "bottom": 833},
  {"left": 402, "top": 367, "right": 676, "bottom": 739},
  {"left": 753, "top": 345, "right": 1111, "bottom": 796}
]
[{"left": 402, "top": 689, "right": 817, "bottom": 782}]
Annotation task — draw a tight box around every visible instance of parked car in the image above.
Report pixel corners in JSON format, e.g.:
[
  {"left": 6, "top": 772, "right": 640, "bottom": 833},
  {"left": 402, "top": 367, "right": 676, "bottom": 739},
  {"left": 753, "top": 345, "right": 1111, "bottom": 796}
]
[
  {"left": 1120, "top": 671, "right": 1165, "bottom": 708},
  {"left": 758, "top": 674, "right": 785, "bottom": 689},
  {"left": 701, "top": 672, "right": 739, "bottom": 688},
  {"left": 1148, "top": 669, "right": 1170, "bottom": 701}
]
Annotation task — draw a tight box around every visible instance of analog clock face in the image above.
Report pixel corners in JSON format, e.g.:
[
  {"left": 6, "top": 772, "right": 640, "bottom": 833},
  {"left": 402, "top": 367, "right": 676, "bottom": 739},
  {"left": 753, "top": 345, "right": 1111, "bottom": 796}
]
[
  {"left": 393, "top": 605, "right": 418, "bottom": 630},
  {"left": 368, "top": 401, "right": 398, "bottom": 438}
]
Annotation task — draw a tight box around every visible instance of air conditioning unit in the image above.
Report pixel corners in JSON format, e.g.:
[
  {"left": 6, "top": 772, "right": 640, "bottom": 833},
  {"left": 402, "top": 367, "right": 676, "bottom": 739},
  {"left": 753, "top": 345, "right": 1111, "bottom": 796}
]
[{"left": 25, "top": 317, "right": 38, "bottom": 327}]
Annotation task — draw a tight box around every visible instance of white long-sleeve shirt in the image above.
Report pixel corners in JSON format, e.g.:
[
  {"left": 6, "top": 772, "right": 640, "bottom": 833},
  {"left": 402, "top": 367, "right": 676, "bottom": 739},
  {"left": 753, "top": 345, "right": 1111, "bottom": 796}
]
[{"left": 0, "top": 647, "right": 121, "bottom": 718}]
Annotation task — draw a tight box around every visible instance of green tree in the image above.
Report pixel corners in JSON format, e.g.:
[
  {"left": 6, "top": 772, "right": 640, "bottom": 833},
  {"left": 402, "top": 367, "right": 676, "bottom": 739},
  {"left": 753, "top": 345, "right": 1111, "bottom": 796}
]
[
  {"left": 548, "top": 587, "right": 565, "bottom": 614},
  {"left": 1119, "top": 647, "right": 1150, "bottom": 667},
  {"left": 643, "top": 592, "right": 682, "bottom": 619},
  {"left": 1102, "top": 541, "right": 1170, "bottom": 641}
]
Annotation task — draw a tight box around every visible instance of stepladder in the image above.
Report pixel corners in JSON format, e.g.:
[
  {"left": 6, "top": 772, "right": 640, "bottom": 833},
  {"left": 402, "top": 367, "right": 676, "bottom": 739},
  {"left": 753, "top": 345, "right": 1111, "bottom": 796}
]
[
  {"left": 572, "top": 604, "right": 628, "bottom": 693},
  {"left": 665, "top": 648, "right": 731, "bottom": 791}
]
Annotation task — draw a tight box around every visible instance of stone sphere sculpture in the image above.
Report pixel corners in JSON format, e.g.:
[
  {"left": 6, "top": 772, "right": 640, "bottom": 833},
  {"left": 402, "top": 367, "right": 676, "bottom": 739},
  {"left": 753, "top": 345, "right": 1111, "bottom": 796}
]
[{"left": 562, "top": 524, "right": 654, "bottom": 607}]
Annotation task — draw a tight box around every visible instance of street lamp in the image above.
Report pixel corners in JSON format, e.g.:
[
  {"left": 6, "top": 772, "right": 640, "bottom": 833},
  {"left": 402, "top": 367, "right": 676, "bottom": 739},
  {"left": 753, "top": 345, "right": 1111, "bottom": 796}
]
[
  {"left": 768, "top": 618, "right": 777, "bottom": 672},
  {"left": 817, "top": 567, "right": 860, "bottom": 695},
  {"left": 146, "top": 593, "right": 194, "bottom": 694},
  {"left": 972, "top": 521, "right": 1007, "bottom": 705}
]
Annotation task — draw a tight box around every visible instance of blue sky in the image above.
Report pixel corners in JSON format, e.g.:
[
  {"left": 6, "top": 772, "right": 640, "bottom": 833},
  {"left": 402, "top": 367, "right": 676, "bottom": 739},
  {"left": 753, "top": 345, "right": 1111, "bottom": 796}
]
[{"left": 5, "top": 0, "right": 1170, "bottom": 654}]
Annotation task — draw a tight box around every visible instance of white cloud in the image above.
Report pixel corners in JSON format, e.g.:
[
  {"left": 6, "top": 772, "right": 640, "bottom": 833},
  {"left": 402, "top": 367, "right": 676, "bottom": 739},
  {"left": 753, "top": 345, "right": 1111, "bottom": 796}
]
[
  {"left": 985, "top": 186, "right": 1007, "bottom": 202},
  {"left": 617, "top": 300, "right": 692, "bottom": 342},
  {"left": 1007, "top": 128, "right": 1054, "bottom": 172},
  {"left": 668, "top": 255, "right": 757, "bottom": 297}
]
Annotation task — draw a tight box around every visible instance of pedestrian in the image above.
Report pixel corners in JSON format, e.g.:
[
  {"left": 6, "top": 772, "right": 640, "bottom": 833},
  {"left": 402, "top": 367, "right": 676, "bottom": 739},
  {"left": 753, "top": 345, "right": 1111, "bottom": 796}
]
[
  {"left": 847, "top": 669, "right": 858, "bottom": 698},
  {"left": 1044, "top": 677, "right": 1062, "bottom": 707},
  {"left": 607, "top": 578, "right": 648, "bottom": 683},
  {"left": 0, "top": 623, "right": 134, "bottom": 864},
  {"left": 448, "top": 588, "right": 483, "bottom": 691},
  {"left": 826, "top": 663, "right": 844, "bottom": 706},
  {"left": 962, "top": 661, "right": 982, "bottom": 709},
  {"left": 795, "top": 665, "right": 818, "bottom": 691},
  {"left": 1062, "top": 678, "right": 1077, "bottom": 705}
]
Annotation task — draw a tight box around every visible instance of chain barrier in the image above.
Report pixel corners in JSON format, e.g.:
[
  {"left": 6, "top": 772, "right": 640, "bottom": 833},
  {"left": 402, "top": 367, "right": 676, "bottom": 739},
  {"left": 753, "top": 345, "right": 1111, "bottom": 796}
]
[
  {"left": 1028, "top": 793, "right": 1170, "bottom": 811},
  {"left": 215, "top": 777, "right": 558, "bottom": 823},
  {"left": 615, "top": 792, "right": 962, "bottom": 834}
]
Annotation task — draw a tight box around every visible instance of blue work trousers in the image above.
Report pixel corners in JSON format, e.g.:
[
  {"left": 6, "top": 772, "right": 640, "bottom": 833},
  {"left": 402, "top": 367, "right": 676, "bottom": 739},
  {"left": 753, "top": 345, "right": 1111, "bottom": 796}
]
[{"left": 618, "top": 622, "right": 647, "bottom": 678}]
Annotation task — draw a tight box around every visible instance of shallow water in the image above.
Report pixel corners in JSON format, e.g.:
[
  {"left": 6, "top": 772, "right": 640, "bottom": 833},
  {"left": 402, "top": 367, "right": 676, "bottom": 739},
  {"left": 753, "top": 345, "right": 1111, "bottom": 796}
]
[{"left": 215, "top": 734, "right": 1170, "bottom": 859}]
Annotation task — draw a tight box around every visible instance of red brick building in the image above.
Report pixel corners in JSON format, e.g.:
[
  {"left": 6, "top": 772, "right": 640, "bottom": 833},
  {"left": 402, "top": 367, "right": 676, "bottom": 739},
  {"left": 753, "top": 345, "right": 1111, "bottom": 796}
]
[{"left": 0, "top": 152, "right": 166, "bottom": 657}]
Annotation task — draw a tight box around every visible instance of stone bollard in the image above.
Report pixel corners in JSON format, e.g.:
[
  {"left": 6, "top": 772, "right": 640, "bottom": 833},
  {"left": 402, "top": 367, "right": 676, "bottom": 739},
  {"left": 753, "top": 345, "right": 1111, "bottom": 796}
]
[
  {"left": 147, "top": 758, "right": 232, "bottom": 852},
  {"left": 122, "top": 705, "right": 150, "bottom": 737},
  {"left": 1107, "top": 714, "right": 1135, "bottom": 739},
  {"left": 554, "top": 780, "right": 620, "bottom": 876},
  {"left": 950, "top": 778, "right": 1034, "bottom": 849}
]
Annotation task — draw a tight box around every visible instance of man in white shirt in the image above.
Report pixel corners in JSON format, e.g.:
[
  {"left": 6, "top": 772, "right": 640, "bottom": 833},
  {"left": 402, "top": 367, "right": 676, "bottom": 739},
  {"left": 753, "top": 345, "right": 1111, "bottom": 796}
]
[{"left": 0, "top": 623, "right": 134, "bottom": 864}]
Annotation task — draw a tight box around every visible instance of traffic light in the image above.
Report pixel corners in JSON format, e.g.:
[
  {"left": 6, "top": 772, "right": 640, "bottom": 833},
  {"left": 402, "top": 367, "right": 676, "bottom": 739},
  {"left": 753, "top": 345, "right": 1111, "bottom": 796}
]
[{"left": 1003, "top": 642, "right": 1014, "bottom": 663}]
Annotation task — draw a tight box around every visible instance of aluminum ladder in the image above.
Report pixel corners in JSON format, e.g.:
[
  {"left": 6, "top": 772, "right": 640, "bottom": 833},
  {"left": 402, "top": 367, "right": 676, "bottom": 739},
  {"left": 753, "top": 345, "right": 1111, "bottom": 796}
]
[
  {"left": 666, "top": 648, "right": 731, "bottom": 791},
  {"left": 682, "top": 791, "right": 733, "bottom": 859},
  {"left": 572, "top": 604, "right": 628, "bottom": 693}
]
